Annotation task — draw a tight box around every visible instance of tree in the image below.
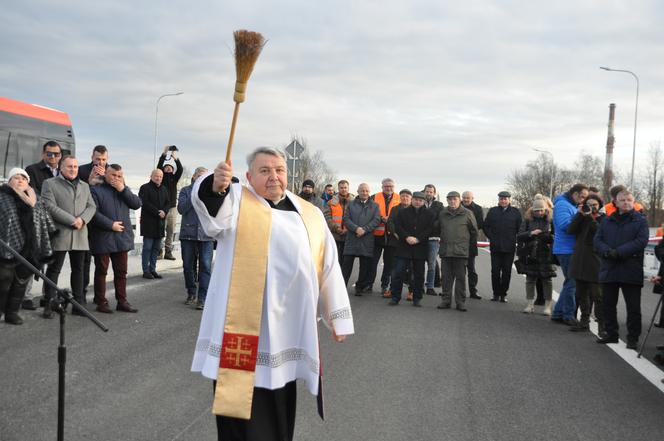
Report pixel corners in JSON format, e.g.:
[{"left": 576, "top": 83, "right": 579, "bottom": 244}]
[
  {"left": 641, "top": 141, "right": 664, "bottom": 225},
  {"left": 284, "top": 135, "right": 337, "bottom": 194}
]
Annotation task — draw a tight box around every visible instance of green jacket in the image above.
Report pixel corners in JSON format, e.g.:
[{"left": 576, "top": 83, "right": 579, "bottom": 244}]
[{"left": 438, "top": 206, "right": 478, "bottom": 258}]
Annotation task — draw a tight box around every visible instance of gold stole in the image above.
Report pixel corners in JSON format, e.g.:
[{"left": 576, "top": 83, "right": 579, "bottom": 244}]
[{"left": 213, "top": 187, "right": 325, "bottom": 419}]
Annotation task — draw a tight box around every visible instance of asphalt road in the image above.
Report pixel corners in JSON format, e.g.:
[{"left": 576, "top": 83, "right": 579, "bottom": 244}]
[{"left": 1, "top": 252, "right": 663, "bottom": 441}]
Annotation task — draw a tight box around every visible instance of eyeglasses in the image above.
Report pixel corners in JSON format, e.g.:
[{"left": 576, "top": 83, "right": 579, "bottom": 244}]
[{"left": 45, "top": 151, "right": 62, "bottom": 158}]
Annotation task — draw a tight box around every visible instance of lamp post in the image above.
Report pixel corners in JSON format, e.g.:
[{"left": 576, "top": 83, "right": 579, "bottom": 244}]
[
  {"left": 153, "top": 92, "right": 184, "bottom": 165},
  {"left": 533, "top": 147, "right": 555, "bottom": 199},
  {"left": 600, "top": 66, "right": 639, "bottom": 189}
]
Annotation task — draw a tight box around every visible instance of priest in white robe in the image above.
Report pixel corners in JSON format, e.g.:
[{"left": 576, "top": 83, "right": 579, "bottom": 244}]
[{"left": 190, "top": 146, "right": 354, "bottom": 441}]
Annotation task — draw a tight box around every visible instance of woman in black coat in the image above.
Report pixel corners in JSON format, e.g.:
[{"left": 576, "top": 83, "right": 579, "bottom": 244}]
[
  {"left": 516, "top": 196, "right": 556, "bottom": 315},
  {"left": 568, "top": 194, "right": 605, "bottom": 333}
]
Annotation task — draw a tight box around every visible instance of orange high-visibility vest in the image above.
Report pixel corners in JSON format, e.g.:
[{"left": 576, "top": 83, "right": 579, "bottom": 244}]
[
  {"left": 328, "top": 197, "right": 345, "bottom": 227},
  {"left": 373, "top": 192, "right": 401, "bottom": 236},
  {"left": 604, "top": 201, "right": 643, "bottom": 217}
]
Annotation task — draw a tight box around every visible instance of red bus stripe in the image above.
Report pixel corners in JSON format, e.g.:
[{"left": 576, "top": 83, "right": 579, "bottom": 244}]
[{"left": 0, "top": 97, "right": 72, "bottom": 127}]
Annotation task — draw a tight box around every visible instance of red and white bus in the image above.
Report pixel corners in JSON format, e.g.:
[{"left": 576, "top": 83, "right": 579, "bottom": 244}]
[{"left": 0, "top": 96, "right": 76, "bottom": 179}]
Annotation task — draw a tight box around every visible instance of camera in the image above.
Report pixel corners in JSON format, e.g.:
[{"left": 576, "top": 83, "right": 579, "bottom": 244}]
[
  {"left": 168, "top": 145, "right": 178, "bottom": 152},
  {"left": 582, "top": 203, "right": 591, "bottom": 213}
]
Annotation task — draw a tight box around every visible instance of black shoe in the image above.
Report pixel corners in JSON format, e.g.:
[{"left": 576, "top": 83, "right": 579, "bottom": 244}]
[
  {"left": 499, "top": 296, "right": 507, "bottom": 303},
  {"left": 490, "top": 295, "right": 499, "bottom": 302},
  {"left": 164, "top": 252, "right": 176, "bottom": 261},
  {"left": 626, "top": 340, "right": 638, "bottom": 350},
  {"left": 551, "top": 317, "right": 564, "bottom": 323},
  {"left": 21, "top": 299, "right": 37, "bottom": 310},
  {"left": 469, "top": 294, "right": 482, "bottom": 300},
  {"left": 151, "top": 271, "right": 163, "bottom": 279},
  {"left": 117, "top": 302, "right": 138, "bottom": 313},
  {"left": 437, "top": 303, "right": 451, "bottom": 310},
  {"left": 456, "top": 305, "right": 467, "bottom": 312},
  {"left": 569, "top": 323, "right": 589, "bottom": 332},
  {"left": 412, "top": 301, "right": 422, "bottom": 307},
  {"left": 388, "top": 299, "right": 399, "bottom": 306},
  {"left": 4, "top": 312, "right": 24, "bottom": 325},
  {"left": 596, "top": 335, "right": 619, "bottom": 344},
  {"left": 142, "top": 272, "right": 154, "bottom": 279},
  {"left": 42, "top": 303, "right": 54, "bottom": 319},
  {"left": 426, "top": 288, "right": 438, "bottom": 296},
  {"left": 563, "top": 319, "right": 578, "bottom": 326},
  {"left": 533, "top": 298, "right": 545, "bottom": 306}
]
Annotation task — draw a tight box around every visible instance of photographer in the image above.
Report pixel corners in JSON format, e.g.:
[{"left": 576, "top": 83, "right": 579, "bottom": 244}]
[
  {"left": 157, "top": 145, "right": 183, "bottom": 260},
  {"left": 567, "top": 194, "right": 605, "bottom": 333},
  {"left": 516, "top": 195, "right": 556, "bottom": 315}
]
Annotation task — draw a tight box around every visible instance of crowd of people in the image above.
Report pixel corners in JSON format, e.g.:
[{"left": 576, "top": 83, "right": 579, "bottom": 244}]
[{"left": 1, "top": 141, "right": 663, "bottom": 362}]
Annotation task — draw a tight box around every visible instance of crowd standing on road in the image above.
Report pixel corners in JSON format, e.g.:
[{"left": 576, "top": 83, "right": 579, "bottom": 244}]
[{"left": 2, "top": 141, "right": 664, "bottom": 367}]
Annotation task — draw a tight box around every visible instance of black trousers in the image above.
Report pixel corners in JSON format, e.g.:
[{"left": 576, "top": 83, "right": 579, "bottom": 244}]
[
  {"left": 214, "top": 381, "right": 297, "bottom": 441},
  {"left": 368, "top": 238, "right": 395, "bottom": 290},
  {"left": 576, "top": 280, "right": 603, "bottom": 327},
  {"left": 466, "top": 254, "right": 478, "bottom": 295},
  {"left": 335, "top": 241, "right": 345, "bottom": 266},
  {"left": 45, "top": 250, "right": 87, "bottom": 304},
  {"left": 601, "top": 282, "right": 641, "bottom": 341},
  {"left": 391, "top": 257, "right": 425, "bottom": 301},
  {"left": 490, "top": 251, "right": 514, "bottom": 297},
  {"left": 0, "top": 261, "right": 30, "bottom": 315},
  {"left": 341, "top": 255, "right": 373, "bottom": 291}
]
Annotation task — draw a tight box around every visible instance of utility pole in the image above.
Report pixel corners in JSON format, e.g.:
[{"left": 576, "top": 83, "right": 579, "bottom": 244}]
[{"left": 603, "top": 103, "right": 616, "bottom": 202}]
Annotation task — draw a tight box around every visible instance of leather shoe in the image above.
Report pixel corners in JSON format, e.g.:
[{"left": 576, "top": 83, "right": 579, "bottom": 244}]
[
  {"left": 117, "top": 302, "right": 138, "bottom": 313},
  {"left": 469, "top": 294, "right": 482, "bottom": 300},
  {"left": 142, "top": 272, "right": 154, "bottom": 279},
  {"left": 4, "top": 312, "right": 24, "bottom": 325},
  {"left": 456, "top": 305, "right": 467, "bottom": 312},
  {"left": 96, "top": 303, "right": 113, "bottom": 314},
  {"left": 164, "top": 252, "right": 176, "bottom": 261},
  {"left": 490, "top": 295, "right": 498, "bottom": 302},
  {"left": 596, "top": 335, "right": 619, "bottom": 344},
  {"left": 426, "top": 288, "right": 438, "bottom": 296},
  {"left": 437, "top": 303, "right": 451, "bottom": 309},
  {"left": 21, "top": 299, "right": 37, "bottom": 310},
  {"left": 563, "top": 318, "right": 578, "bottom": 326},
  {"left": 499, "top": 296, "right": 508, "bottom": 303},
  {"left": 151, "top": 271, "right": 163, "bottom": 279},
  {"left": 626, "top": 340, "right": 638, "bottom": 350},
  {"left": 388, "top": 299, "right": 399, "bottom": 306}
]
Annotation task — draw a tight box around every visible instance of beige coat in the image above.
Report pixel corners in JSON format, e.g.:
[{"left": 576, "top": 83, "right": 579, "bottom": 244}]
[{"left": 41, "top": 176, "right": 96, "bottom": 251}]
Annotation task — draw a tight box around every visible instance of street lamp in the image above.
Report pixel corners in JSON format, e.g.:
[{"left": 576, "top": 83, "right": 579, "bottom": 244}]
[
  {"left": 533, "top": 147, "right": 555, "bottom": 199},
  {"left": 600, "top": 66, "right": 639, "bottom": 189},
  {"left": 153, "top": 92, "right": 184, "bottom": 165}
]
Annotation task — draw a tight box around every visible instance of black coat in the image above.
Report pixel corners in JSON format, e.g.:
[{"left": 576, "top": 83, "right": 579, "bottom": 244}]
[
  {"left": 393, "top": 205, "right": 434, "bottom": 260},
  {"left": 386, "top": 204, "right": 407, "bottom": 247},
  {"left": 568, "top": 212, "right": 604, "bottom": 283},
  {"left": 89, "top": 183, "right": 142, "bottom": 254},
  {"left": 516, "top": 214, "right": 556, "bottom": 278},
  {"left": 157, "top": 155, "right": 183, "bottom": 208},
  {"left": 594, "top": 210, "right": 649, "bottom": 286},
  {"left": 484, "top": 205, "right": 522, "bottom": 253},
  {"left": 25, "top": 160, "right": 57, "bottom": 194},
  {"left": 462, "top": 201, "right": 484, "bottom": 256},
  {"left": 138, "top": 181, "right": 170, "bottom": 238},
  {"left": 424, "top": 199, "right": 444, "bottom": 233}
]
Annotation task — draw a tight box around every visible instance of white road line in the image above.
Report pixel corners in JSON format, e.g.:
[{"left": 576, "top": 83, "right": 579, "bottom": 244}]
[{"left": 480, "top": 247, "right": 664, "bottom": 392}]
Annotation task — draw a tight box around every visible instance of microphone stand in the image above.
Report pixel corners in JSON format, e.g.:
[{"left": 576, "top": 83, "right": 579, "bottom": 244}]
[{"left": 0, "top": 238, "right": 108, "bottom": 441}]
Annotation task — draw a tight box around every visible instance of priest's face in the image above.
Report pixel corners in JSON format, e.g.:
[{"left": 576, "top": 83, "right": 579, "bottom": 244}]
[{"left": 247, "top": 153, "right": 287, "bottom": 202}]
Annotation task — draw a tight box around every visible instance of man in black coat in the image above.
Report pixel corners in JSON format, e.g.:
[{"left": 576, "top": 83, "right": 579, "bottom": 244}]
[
  {"left": 462, "top": 191, "right": 484, "bottom": 299},
  {"left": 423, "top": 184, "right": 444, "bottom": 296},
  {"left": 594, "top": 190, "right": 649, "bottom": 349},
  {"left": 25, "top": 141, "right": 62, "bottom": 195},
  {"left": 157, "top": 145, "right": 184, "bottom": 260},
  {"left": 483, "top": 191, "right": 522, "bottom": 302},
  {"left": 138, "top": 169, "right": 170, "bottom": 279},
  {"left": 389, "top": 192, "right": 434, "bottom": 307}
]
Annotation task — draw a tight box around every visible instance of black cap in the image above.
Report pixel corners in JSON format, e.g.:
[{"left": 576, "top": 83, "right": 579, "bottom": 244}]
[
  {"left": 412, "top": 191, "right": 426, "bottom": 200},
  {"left": 498, "top": 191, "right": 511, "bottom": 198},
  {"left": 399, "top": 189, "right": 412, "bottom": 196},
  {"left": 302, "top": 179, "right": 315, "bottom": 188}
]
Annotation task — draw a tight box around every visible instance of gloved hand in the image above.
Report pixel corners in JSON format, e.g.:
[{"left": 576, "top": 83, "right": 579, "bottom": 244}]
[{"left": 604, "top": 249, "right": 620, "bottom": 260}]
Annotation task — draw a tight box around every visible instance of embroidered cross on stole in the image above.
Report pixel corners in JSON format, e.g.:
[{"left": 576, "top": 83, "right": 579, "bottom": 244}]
[{"left": 213, "top": 187, "right": 325, "bottom": 419}]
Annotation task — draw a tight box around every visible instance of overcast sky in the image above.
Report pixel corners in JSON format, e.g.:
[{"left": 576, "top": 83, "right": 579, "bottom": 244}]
[{"left": 3, "top": 0, "right": 664, "bottom": 205}]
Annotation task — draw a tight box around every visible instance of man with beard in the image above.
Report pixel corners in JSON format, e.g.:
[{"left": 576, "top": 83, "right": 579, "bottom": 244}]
[
  {"left": 324, "top": 180, "right": 353, "bottom": 264},
  {"left": 299, "top": 179, "right": 325, "bottom": 211},
  {"left": 423, "top": 184, "right": 444, "bottom": 296}
]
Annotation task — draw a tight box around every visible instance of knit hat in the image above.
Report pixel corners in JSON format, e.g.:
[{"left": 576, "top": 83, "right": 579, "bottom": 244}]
[
  {"left": 532, "top": 194, "right": 546, "bottom": 211},
  {"left": 8, "top": 167, "right": 30, "bottom": 183},
  {"left": 302, "top": 179, "right": 315, "bottom": 188}
]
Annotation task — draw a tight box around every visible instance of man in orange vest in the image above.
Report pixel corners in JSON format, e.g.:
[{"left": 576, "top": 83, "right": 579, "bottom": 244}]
[
  {"left": 603, "top": 185, "right": 644, "bottom": 217},
  {"left": 368, "top": 178, "right": 401, "bottom": 297},
  {"left": 324, "top": 180, "right": 354, "bottom": 264}
]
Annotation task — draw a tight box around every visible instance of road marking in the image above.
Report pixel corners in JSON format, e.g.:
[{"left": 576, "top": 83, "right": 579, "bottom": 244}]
[{"left": 480, "top": 247, "right": 664, "bottom": 391}]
